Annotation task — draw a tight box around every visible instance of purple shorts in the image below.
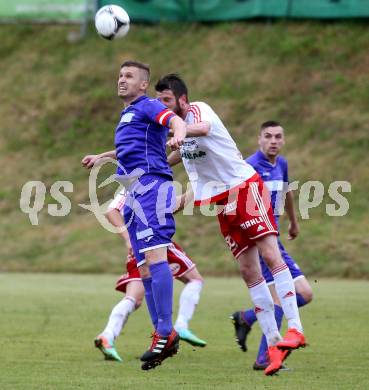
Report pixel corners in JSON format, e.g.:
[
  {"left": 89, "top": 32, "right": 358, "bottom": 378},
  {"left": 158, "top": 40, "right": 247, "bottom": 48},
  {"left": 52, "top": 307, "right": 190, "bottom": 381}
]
[{"left": 123, "top": 173, "right": 176, "bottom": 266}]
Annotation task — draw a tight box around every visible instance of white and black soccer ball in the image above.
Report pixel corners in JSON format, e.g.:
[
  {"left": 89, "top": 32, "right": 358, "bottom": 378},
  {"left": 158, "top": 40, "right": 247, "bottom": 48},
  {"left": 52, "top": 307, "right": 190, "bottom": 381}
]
[{"left": 95, "top": 5, "right": 130, "bottom": 40}]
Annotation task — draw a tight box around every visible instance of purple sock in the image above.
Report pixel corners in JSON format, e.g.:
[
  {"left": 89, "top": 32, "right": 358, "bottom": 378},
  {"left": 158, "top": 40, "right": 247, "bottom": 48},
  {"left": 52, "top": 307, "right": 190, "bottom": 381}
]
[
  {"left": 256, "top": 305, "right": 284, "bottom": 365},
  {"left": 296, "top": 293, "right": 308, "bottom": 307},
  {"left": 142, "top": 277, "right": 158, "bottom": 329},
  {"left": 149, "top": 261, "right": 173, "bottom": 337},
  {"left": 243, "top": 309, "right": 257, "bottom": 327}
]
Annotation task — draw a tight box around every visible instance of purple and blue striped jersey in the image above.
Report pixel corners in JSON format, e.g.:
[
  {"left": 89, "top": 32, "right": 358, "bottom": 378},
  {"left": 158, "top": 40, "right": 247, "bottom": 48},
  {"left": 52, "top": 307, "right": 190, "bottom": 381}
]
[
  {"left": 246, "top": 150, "right": 289, "bottom": 226},
  {"left": 115, "top": 95, "right": 175, "bottom": 177}
]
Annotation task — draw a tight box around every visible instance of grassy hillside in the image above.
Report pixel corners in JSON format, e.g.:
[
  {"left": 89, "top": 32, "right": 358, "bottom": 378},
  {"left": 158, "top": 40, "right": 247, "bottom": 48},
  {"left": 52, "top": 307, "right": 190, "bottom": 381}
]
[{"left": 0, "top": 21, "right": 368, "bottom": 277}]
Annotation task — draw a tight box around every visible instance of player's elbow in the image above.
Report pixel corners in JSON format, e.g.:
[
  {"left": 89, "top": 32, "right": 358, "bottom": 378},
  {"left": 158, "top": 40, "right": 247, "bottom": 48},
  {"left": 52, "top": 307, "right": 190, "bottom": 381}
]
[{"left": 201, "top": 121, "right": 211, "bottom": 136}]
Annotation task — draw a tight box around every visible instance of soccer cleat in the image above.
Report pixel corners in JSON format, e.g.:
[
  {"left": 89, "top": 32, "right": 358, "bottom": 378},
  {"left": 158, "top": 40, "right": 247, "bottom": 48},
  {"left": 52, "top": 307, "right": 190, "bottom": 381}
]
[
  {"left": 94, "top": 335, "right": 122, "bottom": 362},
  {"left": 254, "top": 362, "right": 289, "bottom": 371},
  {"left": 264, "top": 346, "right": 286, "bottom": 376},
  {"left": 230, "top": 311, "right": 251, "bottom": 352},
  {"left": 276, "top": 328, "right": 307, "bottom": 350},
  {"left": 254, "top": 349, "right": 290, "bottom": 371},
  {"left": 177, "top": 328, "right": 207, "bottom": 347},
  {"left": 253, "top": 361, "right": 268, "bottom": 370},
  {"left": 252, "top": 350, "right": 270, "bottom": 370},
  {"left": 140, "top": 329, "right": 180, "bottom": 370}
]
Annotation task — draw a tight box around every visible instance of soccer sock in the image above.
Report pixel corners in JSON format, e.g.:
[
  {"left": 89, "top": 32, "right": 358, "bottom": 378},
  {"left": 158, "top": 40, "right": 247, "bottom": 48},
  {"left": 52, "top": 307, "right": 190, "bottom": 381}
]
[
  {"left": 296, "top": 292, "right": 308, "bottom": 307},
  {"left": 102, "top": 296, "right": 136, "bottom": 340},
  {"left": 248, "top": 277, "right": 281, "bottom": 346},
  {"left": 142, "top": 277, "right": 158, "bottom": 329},
  {"left": 174, "top": 279, "right": 203, "bottom": 331},
  {"left": 149, "top": 261, "right": 173, "bottom": 337},
  {"left": 242, "top": 309, "right": 257, "bottom": 327},
  {"left": 272, "top": 264, "right": 303, "bottom": 332},
  {"left": 256, "top": 305, "right": 284, "bottom": 364}
]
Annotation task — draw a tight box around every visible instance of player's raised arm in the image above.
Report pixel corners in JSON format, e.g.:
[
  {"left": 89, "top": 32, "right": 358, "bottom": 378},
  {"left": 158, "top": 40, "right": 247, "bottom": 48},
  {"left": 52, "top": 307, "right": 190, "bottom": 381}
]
[
  {"left": 81, "top": 150, "right": 116, "bottom": 169},
  {"left": 185, "top": 121, "right": 211, "bottom": 137},
  {"left": 167, "top": 115, "right": 187, "bottom": 150}
]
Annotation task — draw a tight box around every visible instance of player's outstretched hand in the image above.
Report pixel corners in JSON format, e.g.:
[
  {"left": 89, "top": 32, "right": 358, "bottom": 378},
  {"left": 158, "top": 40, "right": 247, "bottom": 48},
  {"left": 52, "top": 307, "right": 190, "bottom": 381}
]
[{"left": 81, "top": 154, "right": 100, "bottom": 169}]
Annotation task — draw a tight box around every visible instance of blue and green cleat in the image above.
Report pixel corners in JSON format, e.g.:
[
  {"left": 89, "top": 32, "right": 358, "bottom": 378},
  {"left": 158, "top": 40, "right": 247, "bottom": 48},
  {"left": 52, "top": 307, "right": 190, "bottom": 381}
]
[
  {"left": 177, "top": 328, "right": 207, "bottom": 347},
  {"left": 94, "top": 335, "right": 123, "bottom": 362}
]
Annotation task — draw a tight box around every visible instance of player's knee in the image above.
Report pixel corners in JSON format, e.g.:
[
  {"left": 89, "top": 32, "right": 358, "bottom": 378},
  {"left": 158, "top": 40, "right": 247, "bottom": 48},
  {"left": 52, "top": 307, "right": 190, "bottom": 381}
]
[
  {"left": 135, "top": 296, "right": 143, "bottom": 308},
  {"left": 239, "top": 268, "right": 248, "bottom": 282},
  {"left": 238, "top": 261, "right": 256, "bottom": 283},
  {"left": 296, "top": 280, "right": 314, "bottom": 303},
  {"left": 260, "top": 248, "right": 281, "bottom": 268},
  {"left": 104, "top": 208, "right": 114, "bottom": 221},
  {"left": 186, "top": 275, "right": 204, "bottom": 284},
  {"left": 302, "top": 288, "right": 313, "bottom": 303},
  {"left": 238, "top": 261, "right": 248, "bottom": 277}
]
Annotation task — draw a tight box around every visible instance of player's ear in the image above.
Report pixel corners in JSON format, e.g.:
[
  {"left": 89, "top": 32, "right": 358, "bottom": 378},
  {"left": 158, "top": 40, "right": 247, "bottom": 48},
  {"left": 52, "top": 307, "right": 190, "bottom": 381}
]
[{"left": 141, "top": 79, "right": 149, "bottom": 91}]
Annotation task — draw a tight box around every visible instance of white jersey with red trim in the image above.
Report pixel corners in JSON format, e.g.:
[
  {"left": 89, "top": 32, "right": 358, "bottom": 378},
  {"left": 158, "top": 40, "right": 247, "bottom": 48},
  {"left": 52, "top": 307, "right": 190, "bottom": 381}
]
[{"left": 181, "top": 102, "right": 256, "bottom": 205}]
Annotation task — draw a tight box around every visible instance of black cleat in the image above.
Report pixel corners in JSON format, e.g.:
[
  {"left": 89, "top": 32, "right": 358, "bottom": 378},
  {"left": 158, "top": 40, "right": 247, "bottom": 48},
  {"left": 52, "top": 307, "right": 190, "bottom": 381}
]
[
  {"left": 141, "top": 330, "right": 179, "bottom": 370},
  {"left": 230, "top": 311, "right": 251, "bottom": 352}
]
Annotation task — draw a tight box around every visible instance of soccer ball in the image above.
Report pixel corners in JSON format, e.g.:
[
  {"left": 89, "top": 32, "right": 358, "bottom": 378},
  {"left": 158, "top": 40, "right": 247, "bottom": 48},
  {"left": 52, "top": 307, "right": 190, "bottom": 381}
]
[{"left": 95, "top": 5, "right": 130, "bottom": 40}]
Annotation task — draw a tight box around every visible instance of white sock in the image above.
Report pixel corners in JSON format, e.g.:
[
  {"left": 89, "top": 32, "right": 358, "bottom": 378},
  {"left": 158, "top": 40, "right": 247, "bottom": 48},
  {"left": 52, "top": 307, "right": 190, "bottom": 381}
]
[
  {"left": 248, "top": 277, "right": 281, "bottom": 346},
  {"left": 102, "top": 296, "right": 136, "bottom": 340},
  {"left": 272, "top": 264, "right": 303, "bottom": 332},
  {"left": 174, "top": 280, "right": 203, "bottom": 331}
]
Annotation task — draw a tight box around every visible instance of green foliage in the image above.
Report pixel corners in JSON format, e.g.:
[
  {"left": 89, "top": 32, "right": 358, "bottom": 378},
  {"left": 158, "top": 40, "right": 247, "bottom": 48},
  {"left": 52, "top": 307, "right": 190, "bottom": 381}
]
[{"left": 0, "top": 22, "right": 368, "bottom": 276}]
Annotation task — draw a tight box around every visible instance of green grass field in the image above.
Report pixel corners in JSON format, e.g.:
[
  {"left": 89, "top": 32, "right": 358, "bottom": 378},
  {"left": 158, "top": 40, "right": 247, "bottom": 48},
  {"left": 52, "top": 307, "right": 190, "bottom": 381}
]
[{"left": 1, "top": 274, "right": 368, "bottom": 389}]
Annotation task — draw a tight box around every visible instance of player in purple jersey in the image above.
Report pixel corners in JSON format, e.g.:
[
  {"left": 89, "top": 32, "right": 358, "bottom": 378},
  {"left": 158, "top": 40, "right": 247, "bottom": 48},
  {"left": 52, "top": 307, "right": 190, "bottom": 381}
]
[
  {"left": 230, "top": 121, "right": 313, "bottom": 369},
  {"left": 83, "top": 61, "right": 187, "bottom": 370}
]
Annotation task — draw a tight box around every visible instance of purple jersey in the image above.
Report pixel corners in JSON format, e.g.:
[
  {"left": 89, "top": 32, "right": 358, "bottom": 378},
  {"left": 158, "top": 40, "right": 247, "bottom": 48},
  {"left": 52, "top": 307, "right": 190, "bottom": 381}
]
[
  {"left": 246, "top": 150, "right": 289, "bottom": 226},
  {"left": 115, "top": 95, "right": 175, "bottom": 177}
]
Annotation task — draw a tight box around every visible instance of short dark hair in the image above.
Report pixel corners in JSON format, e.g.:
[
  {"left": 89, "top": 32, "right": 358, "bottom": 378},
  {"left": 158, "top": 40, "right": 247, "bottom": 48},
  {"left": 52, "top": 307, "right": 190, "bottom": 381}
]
[
  {"left": 155, "top": 73, "right": 188, "bottom": 101},
  {"left": 121, "top": 60, "right": 150, "bottom": 81},
  {"left": 260, "top": 121, "right": 281, "bottom": 132}
]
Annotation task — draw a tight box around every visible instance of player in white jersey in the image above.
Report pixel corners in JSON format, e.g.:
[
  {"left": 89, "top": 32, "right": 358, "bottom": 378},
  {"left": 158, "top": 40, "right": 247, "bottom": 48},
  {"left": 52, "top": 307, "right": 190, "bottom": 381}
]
[
  {"left": 231, "top": 121, "right": 313, "bottom": 370},
  {"left": 155, "top": 74, "right": 307, "bottom": 376}
]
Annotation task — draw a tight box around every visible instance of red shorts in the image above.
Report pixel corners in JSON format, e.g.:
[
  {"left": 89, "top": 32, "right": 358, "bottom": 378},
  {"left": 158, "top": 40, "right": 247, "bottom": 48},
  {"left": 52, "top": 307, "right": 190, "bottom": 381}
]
[
  {"left": 115, "top": 241, "right": 196, "bottom": 293},
  {"left": 217, "top": 174, "right": 278, "bottom": 259}
]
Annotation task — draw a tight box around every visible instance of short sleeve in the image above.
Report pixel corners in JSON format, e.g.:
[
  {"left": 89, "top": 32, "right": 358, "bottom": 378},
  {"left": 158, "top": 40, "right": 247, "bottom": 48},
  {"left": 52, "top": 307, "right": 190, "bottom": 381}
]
[
  {"left": 142, "top": 98, "right": 176, "bottom": 127},
  {"left": 189, "top": 102, "right": 214, "bottom": 124}
]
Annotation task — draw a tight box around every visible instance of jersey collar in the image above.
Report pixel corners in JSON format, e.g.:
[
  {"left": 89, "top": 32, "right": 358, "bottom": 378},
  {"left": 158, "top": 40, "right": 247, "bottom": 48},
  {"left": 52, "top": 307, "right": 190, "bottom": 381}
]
[
  {"left": 124, "top": 95, "right": 148, "bottom": 111},
  {"left": 131, "top": 94, "right": 147, "bottom": 105},
  {"left": 256, "top": 149, "right": 279, "bottom": 167}
]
